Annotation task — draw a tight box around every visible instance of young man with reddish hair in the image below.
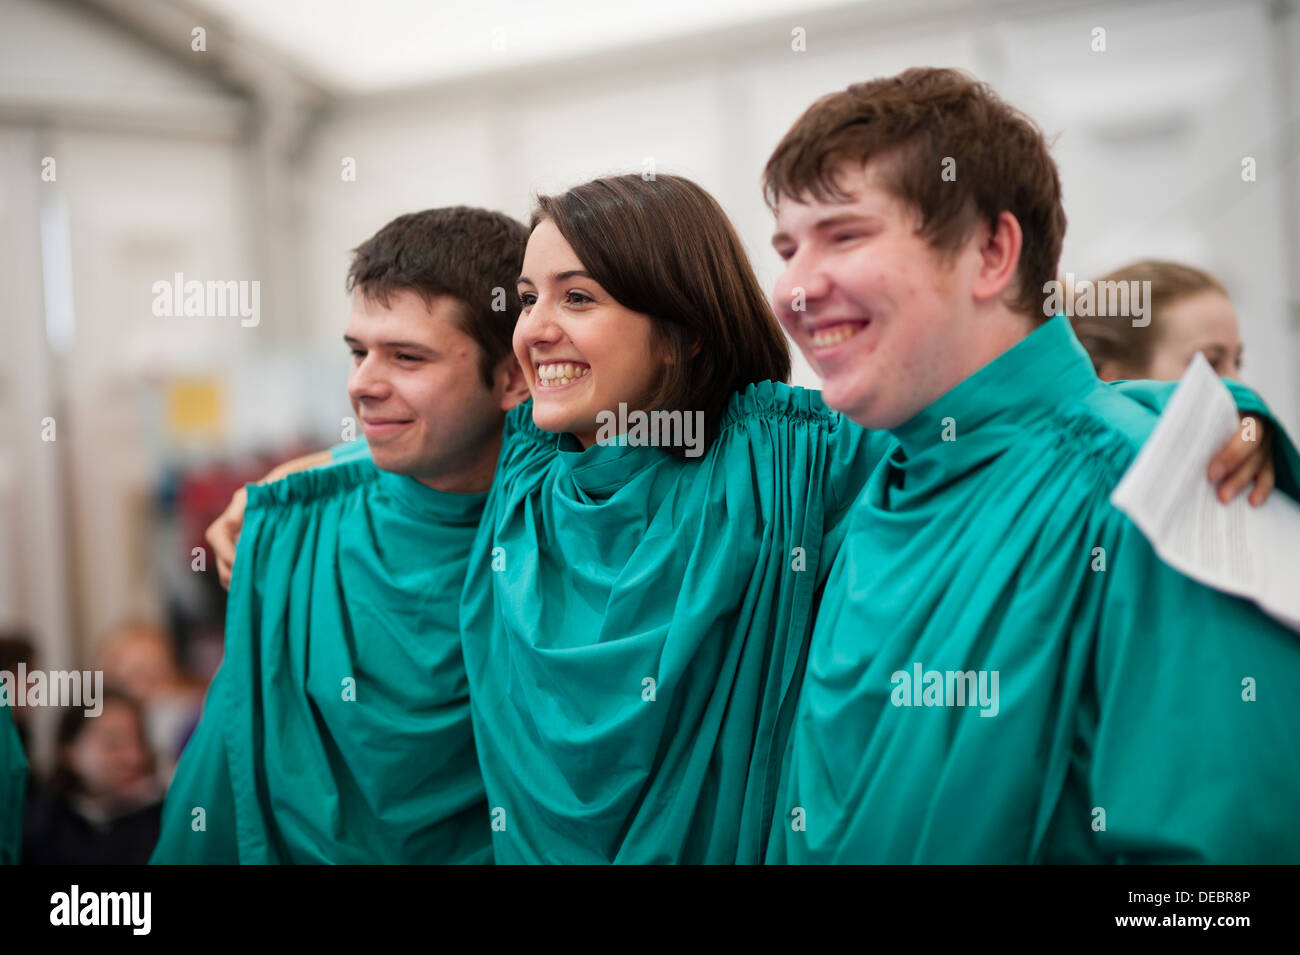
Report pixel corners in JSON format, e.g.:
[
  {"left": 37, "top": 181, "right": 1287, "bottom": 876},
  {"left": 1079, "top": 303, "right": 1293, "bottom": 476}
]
[{"left": 765, "top": 68, "right": 1300, "bottom": 863}]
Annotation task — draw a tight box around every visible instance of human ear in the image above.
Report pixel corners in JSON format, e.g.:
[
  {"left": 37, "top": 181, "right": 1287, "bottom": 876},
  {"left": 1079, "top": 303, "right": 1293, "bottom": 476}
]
[
  {"left": 971, "top": 211, "right": 1023, "bottom": 304},
  {"left": 496, "top": 355, "right": 530, "bottom": 410}
]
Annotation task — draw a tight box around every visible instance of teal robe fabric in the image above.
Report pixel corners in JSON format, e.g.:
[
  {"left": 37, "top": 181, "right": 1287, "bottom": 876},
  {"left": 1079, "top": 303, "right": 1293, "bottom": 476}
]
[
  {"left": 0, "top": 705, "right": 24, "bottom": 864},
  {"left": 152, "top": 459, "right": 491, "bottom": 864},
  {"left": 459, "top": 382, "right": 892, "bottom": 863},
  {"left": 769, "top": 315, "right": 1300, "bottom": 864},
  {"left": 329, "top": 438, "right": 372, "bottom": 465}
]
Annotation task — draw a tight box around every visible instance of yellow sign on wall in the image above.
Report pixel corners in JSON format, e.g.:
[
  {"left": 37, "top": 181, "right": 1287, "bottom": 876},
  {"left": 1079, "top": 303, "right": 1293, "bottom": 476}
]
[{"left": 164, "top": 378, "right": 224, "bottom": 440}]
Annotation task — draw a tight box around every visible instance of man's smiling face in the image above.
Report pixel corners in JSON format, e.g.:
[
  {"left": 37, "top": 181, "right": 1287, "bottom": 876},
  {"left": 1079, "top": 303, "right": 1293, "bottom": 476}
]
[
  {"left": 344, "top": 287, "right": 509, "bottom": 482},
  {"left": 770, "top": 160, "right": 991, "bottom": 431}
]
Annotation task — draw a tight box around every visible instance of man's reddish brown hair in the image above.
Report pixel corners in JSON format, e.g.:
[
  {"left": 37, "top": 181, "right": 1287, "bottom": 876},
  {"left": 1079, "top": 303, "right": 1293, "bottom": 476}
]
[{"left": 763, "top": 67, "right": 1066, "bottom": 321}]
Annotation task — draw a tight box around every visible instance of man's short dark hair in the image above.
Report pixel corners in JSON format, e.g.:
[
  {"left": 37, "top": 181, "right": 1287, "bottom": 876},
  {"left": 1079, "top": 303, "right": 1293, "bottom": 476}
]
[{"left": 347, "top": 207, "right": 529, "bottom": 386}]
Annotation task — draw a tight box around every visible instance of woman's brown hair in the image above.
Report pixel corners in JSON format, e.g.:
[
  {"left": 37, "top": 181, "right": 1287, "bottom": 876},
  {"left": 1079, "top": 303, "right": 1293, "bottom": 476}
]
[{"left": 530, "top": 174, "right": 791, "bottom": 456}]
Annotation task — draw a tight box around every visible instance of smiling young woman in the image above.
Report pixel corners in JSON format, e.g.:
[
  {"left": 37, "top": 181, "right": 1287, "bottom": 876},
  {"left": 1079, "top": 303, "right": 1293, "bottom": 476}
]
[
  {"left": 458, "top": 173, "right": 894, "bottom": 864},
  {"left": 516, "top": 175, "right": 792, "bottom": 453}
]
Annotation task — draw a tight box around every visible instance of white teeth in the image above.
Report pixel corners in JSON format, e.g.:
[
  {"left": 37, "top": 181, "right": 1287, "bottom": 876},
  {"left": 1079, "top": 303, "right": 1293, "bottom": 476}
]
[
  {"left": 536, "top": 361, "right": 590, "bottom": 386},
  {"left": 811, "top": 322, "right": 866, "bottom": 348}
]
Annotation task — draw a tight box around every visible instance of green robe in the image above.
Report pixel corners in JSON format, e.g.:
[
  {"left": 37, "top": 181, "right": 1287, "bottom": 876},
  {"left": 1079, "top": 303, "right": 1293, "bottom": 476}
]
[
  {"left": 459, "top": 382, "right": 892, "bottom": 863},
  {"left": 0, "top": 705, "right": 24, "bottom": 865},
  {"left": 769, "top": 315, "right": 1300, "bottom": 864},
  {"left": 152, "top": 458, "right": 491, "bottom": 864}
]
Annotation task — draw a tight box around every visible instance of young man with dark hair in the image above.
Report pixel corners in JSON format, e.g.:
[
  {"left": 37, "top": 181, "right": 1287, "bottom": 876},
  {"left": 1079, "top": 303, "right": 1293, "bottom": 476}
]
[
  {"left": 151, "top": 207, "right": 528, "bottom": 863},
  {"left": 765, "top": 68, "right": 1300, "bottom": 863}
]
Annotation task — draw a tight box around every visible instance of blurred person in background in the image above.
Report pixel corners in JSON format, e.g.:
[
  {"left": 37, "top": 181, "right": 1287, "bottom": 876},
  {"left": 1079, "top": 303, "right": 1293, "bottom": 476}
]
[
  {"left": 1071, "top": 260, "right": 1243, "bottom": 380},
  {"left": 0, "top": 701, "right": 24, "bottom": 865},
  {"left": 1, "top": 634, "right": 34, "bottom": 865},
  {"left": 98, "top": 620, "right": 205, "bottom": 784},
  {"left": 0, "top": 633, "right": 37, "bottom": 756},
  {"left": 1069, "top": 260, "right": 1263, "bottom": 503},
  {"left": 22, "top": 690, "right": 162, "bottom": 865}
]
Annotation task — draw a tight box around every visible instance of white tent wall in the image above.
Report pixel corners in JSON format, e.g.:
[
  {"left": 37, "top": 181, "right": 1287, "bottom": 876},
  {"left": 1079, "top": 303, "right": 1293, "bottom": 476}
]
[
  {"left": 0, "top": 0, "right": 260, "bottom": 769},
  {"left": 299, "top": 0, "right": 1298, "bottom": 434},
  {"left": 48, "top": 125, "right": 255, "bottom": 649},
  {"left": 0, "top": 126, "right": 76, "bottom": 771}
]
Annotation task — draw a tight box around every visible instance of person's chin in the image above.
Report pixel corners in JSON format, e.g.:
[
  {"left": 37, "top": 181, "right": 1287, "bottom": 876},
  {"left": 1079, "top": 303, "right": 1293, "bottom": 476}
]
[
  {"left": 819, "top": 368, "right": 865, "bottom": 414},
  {"left": 530, "top": 403, "right": 581, "bottom": 435},
  {"left": 821, "top": 377, "right": 887, "bottom": 430},
  {"left": 368, "top": 441, "right": 421, "bottom": 473},
  {"left": 367, "top": 450, "right": 402, "bottom": 474}
]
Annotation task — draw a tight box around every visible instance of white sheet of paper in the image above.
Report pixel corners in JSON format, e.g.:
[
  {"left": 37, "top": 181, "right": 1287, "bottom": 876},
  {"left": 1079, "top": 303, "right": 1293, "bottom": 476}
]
[{"left": 1111, "top": 353, "right": 1300, "bottom": 631}]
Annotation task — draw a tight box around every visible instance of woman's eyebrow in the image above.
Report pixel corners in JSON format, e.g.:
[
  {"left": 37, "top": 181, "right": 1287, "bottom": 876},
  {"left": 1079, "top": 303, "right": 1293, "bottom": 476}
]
[{"left": 518, "top": 269, "right": 594, "bottom": 285}]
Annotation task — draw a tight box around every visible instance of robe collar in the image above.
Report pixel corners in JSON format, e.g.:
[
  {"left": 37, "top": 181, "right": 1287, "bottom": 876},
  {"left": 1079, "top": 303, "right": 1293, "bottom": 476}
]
[
  {"left": 375, "top": 468, "right": 488, "bottom": 525},
  {"left": 553, "top": 430, "right": 670, "bottom": 498},
  {"left": 888, "top": 315, "right": 1100, "bottom": 467}
]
